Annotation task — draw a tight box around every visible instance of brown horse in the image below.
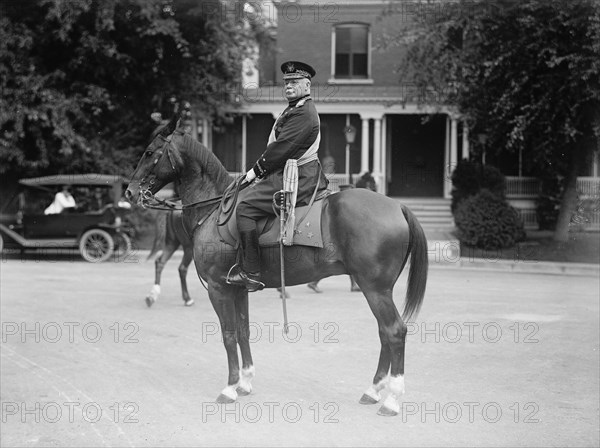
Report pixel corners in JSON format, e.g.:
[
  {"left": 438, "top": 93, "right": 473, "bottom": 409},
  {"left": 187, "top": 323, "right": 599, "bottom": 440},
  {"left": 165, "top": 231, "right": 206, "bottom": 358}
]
[
  {"left": 125, "top": 119, "right": 428, "bottom": 416},
  {"left": 145, "top": 210, "right": 195, "bottom": 307}
]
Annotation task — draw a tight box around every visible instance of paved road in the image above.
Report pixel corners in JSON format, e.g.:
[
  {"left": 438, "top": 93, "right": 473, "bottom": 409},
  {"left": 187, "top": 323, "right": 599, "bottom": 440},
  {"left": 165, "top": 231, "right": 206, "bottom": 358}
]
[{"left": 1, "top": 253, "right": 598, "bottom": 447}]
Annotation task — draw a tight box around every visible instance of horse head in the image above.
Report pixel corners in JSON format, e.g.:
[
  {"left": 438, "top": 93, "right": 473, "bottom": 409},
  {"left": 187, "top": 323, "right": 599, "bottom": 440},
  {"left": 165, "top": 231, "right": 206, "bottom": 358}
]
[{"left": 125, "top": 114, "right": 183, "bottom": 208}]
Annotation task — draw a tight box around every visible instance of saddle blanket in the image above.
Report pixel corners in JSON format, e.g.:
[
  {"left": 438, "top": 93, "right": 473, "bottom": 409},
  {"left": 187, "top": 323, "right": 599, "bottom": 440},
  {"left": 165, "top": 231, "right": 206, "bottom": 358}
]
[{"left": 216, "top": 198, "right": 326, "bottom": 249}]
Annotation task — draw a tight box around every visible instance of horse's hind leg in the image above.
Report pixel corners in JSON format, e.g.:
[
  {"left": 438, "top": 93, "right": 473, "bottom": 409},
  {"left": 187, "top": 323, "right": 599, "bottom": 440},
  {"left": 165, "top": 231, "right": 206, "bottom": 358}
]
[
  {"left": 234, "top": 291, "right": 255, "bottom": 396},
  {"left": 359, "top": 329, "right": 390, "bottom": 404},
  {"left": 179, "top": 245, "right": 194, "bottom": 306},
  {"left": 146, "top": 240, "right": 179, "bottom": 307},
  {"left": 361, "top": 288, "right": 408, "bottom": 416}
]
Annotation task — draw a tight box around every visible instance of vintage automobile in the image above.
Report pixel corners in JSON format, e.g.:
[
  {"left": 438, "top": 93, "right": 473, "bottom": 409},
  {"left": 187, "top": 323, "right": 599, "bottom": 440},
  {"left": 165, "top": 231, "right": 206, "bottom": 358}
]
[{"left": 0, "top": 174, "right": 134, "bottom": 262}]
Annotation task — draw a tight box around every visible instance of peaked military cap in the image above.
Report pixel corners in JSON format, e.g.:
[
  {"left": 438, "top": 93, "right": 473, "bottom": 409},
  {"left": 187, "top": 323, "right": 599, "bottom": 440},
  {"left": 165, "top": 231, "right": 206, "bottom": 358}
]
[{"left": 281, "top": 61, "right": 316, "bottom": 80}]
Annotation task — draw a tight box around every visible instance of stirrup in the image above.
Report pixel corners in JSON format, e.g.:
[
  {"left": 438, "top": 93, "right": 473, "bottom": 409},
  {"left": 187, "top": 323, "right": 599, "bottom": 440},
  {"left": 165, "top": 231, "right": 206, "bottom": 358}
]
[{"left": 226, "top": 264, "right": 265, "bottom": 292}]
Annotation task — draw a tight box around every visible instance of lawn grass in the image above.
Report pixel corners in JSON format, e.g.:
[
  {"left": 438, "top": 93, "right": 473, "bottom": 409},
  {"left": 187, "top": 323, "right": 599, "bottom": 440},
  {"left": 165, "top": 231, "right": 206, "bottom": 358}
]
[{"left": 460, "top": 230, "right": 600, "bottom": 264}]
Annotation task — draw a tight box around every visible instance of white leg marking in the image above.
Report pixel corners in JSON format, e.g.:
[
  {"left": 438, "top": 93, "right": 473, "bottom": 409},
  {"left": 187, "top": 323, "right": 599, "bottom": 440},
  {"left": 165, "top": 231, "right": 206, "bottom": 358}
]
[
  {"left": 220, "top": 384, "right": 238, "bottom": 401},
  {"left": 237, "top": 366, "right": 255, "bottom": 395},
  {"left": 364, "top": 376, "right": 388, "bottom": 402},
  {"left": 149, "top": 284, "right": 161, "bottom": 300},
  {"left": 380, "top": 375, "right": 405, "bottom": 415}
]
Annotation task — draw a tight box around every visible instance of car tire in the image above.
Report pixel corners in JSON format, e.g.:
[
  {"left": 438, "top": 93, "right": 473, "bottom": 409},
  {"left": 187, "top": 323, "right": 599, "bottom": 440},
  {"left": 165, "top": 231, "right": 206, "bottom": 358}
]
[{"left": 79, "top": 229, "right": 114, "bottom": 262}]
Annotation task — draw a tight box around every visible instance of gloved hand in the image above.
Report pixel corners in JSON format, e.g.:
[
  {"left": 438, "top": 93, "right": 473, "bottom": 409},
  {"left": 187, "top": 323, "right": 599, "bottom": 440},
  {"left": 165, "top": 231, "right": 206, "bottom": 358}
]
[{"left": 245, "top": 169, "right": 257, "bottom": 183}]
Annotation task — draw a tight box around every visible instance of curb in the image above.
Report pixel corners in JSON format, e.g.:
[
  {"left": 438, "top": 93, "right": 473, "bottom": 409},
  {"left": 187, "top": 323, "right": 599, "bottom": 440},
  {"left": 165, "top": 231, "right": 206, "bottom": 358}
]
[{"left": 432, "top": 258, "right": 600, "bottom": 277}]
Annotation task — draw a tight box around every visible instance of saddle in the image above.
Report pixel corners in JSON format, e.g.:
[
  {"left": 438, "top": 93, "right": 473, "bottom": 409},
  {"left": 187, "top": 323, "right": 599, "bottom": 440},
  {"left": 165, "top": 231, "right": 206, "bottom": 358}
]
[{"left": 216, "top": 190, "right": 330, "bottom": 249}]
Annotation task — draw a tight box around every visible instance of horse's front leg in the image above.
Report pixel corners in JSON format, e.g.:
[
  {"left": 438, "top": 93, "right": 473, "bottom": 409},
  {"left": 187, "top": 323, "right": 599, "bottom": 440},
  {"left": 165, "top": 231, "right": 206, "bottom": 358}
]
[
  {"left": 208, "top": 283, "right": 242, "bottom": 404},
  {"left": 234, "top": 289, "right": 254, "bottom": 396}
]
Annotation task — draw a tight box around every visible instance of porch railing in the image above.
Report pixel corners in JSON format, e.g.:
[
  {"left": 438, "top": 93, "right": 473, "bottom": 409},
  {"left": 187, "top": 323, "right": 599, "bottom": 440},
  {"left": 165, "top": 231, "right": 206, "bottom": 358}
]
[
  {"left": 504, "top": 176, "right": 540, "bottom": 198},
  {"left": 505, "top": 176, "right": 600, "bottom": 199}
]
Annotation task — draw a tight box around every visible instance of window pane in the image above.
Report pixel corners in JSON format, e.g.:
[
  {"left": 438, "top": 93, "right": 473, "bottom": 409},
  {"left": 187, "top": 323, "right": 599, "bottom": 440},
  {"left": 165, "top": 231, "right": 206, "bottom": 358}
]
[
  {"left": 350, "top": 26, "right": 368, "bottom": 53},
  {"left": 336, "top": 27, "right": 350, "bottom": 53},
  {"left": 335, "top": 24, "right": 369, "bottom": 78},
  {"left": 335, "top": 54, "right": 350, "bottom": 77},
  {"left": 352, "top": 54, "right": 368, "bottom": 77}
]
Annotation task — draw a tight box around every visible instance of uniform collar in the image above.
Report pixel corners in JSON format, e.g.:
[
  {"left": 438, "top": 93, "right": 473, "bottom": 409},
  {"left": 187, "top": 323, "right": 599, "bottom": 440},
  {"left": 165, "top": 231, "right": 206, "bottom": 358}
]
[{"left": 288, "top": 94, "right": 311, "bottom": 107}]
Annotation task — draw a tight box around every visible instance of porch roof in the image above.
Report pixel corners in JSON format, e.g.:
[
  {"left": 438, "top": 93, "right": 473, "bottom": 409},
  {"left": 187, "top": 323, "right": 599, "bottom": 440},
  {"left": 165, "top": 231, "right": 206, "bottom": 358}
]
[
  {"left": 241, "top": 84, "right": 449, "bottom": 104},
  {"left": 236, "top": 84, "right": 455, "bottom": 116}
]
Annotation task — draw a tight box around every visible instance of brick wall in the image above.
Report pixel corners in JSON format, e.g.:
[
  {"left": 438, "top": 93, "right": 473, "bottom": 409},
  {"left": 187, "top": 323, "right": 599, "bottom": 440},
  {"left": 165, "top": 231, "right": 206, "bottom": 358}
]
[{"left": 264, "top": 1, "right": 409, "bottom": 86}]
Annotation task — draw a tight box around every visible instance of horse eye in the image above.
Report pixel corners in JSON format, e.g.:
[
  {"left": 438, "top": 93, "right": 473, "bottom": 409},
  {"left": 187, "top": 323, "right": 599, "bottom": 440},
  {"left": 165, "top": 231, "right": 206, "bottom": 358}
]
[{"left": 145, "top": 150, "right": 153, "bottom": 157}]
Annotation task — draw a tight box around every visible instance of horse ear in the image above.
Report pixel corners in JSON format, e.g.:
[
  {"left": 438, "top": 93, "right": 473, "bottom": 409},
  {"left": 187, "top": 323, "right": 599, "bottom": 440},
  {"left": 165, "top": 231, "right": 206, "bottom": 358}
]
[{"left": 161, "top": 114, "right": 180, "bottom": 136}]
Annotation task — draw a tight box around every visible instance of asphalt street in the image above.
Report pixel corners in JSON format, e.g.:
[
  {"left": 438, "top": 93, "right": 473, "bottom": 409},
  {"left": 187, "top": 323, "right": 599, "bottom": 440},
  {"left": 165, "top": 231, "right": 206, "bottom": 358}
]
[{"left": 1, "top": 252, "right": 598, "bottom": 447}]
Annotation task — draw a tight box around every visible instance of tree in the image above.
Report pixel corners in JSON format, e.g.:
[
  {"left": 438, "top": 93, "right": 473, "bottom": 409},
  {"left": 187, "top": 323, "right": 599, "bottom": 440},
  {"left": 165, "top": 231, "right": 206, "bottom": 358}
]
[
  {"left": 391, "top": 0, "right": 600, "bottom": 241},
  {"left": 0, "top": 0, "right": 272, "bottom": 183}
]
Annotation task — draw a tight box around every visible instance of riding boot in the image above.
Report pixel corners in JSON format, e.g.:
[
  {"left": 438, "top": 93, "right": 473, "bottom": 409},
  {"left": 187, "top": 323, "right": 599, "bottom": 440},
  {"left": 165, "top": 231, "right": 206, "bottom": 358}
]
[{"left": 227, "top": 229, "right": 264, "bottom": 292}]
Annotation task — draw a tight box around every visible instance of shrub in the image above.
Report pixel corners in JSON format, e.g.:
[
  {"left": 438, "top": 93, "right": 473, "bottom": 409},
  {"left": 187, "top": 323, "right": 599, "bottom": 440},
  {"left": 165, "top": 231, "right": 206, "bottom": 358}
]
[
  {"left": 451, "top": 160, "right": 505, "bottom": 212},
  {"left": 451, "top": 159, "right": 481, "bottom": 212},
  {"left": 455, "top": 189, "right": 526, "bottom": 250}
]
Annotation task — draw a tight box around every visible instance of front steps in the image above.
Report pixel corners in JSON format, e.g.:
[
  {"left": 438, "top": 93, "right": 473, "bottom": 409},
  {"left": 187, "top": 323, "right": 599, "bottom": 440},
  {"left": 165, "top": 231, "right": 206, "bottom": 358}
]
[{"left": 395, "top": 197, "right": 460, "bottom": 263}]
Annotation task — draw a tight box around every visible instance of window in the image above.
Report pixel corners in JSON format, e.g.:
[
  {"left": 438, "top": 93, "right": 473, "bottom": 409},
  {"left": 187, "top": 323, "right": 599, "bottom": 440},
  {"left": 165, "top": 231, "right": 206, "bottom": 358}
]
[{"left": 334, "top": 24, "right": 369, "bottom": 79}]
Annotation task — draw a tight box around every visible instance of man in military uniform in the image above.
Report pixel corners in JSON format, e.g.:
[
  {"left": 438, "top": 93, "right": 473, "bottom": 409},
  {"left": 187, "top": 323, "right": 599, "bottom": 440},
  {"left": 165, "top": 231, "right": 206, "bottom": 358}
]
[{"left": 227, "top": 61, "right": 329, "bottom": 292}]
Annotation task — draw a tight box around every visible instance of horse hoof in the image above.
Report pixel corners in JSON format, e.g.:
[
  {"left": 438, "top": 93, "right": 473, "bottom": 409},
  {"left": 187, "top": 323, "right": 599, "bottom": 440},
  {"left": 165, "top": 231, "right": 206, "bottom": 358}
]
[
  {"left": 145, "top": 296, "right": 155, "bottom": 308},
  {"left": 359, "top": 394, "right": 379, "bottom": 405},
  {"left": 184, "top": 299, "right": 194, "bottom": 307},
  {"left": 236, "top": 387, "right": 251, "bottom": 396},
  {"left": 377, "top": 405, "right": 399, "bottom": 417},
  {"left": 216, "top": 394, "right": 236, "bottom": 404}
]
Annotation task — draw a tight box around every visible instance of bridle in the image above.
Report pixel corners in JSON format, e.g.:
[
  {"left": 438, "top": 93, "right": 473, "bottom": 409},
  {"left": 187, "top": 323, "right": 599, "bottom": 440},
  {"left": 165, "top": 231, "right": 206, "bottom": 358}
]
[
  {"left": 137, "top": 133, "right": 179, "bottom": 210},
  {"left": 134, "top": 131, "right": 248, "bottom": 225}
]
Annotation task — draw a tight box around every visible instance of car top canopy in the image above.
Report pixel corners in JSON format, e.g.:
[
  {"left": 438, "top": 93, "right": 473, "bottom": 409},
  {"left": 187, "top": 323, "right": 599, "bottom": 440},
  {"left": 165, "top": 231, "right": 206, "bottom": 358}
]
[{"left": 19, "top": 174, "right": 129, "bottom": 188}]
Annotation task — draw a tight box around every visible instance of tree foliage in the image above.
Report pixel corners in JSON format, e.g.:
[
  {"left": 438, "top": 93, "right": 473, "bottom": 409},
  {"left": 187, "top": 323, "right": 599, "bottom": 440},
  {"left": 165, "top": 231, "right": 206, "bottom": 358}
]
[
  {"left": 392, "top": 0, "right": 600, "bottom": 240},
  {"left": 0, "top": 0, "right": 272, "bottom": 179}
]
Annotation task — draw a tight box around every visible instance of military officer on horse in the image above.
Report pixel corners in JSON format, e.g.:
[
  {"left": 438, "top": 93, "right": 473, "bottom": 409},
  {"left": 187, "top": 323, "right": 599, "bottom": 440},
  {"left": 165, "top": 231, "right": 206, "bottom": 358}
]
[{"left": 227, "top": 61, "right": 329, "bottom": 292}]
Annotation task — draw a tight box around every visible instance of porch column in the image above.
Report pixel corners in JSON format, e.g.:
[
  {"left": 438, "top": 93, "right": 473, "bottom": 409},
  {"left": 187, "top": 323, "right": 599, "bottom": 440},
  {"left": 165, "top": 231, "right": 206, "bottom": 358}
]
[
  {"left": 241, "top": 115, "right": 247, "bottom": 172},
  {"left": 361, "top": 117, "right": 370, "bottom": 174},
  {"left": 450, "top": 117, "right": 458, "bottom": 171},
  {"left": 381, "top": 117, "right": 387, "bottom": 195},
  {"left": 373, "top": 117, "right": 382, "bottom": 185},
  {"left": 462, "top": 121, "right": 469, "bottom": 160},
  {"left": 443, "top": 116, "right": 451, "bottom": 198}
]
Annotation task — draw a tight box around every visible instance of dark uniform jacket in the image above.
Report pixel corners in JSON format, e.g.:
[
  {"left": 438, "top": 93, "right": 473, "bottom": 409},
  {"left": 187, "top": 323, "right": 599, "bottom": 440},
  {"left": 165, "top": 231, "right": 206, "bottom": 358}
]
[{"left": 237, "top": 95, "right": 329, "bottom": 221}]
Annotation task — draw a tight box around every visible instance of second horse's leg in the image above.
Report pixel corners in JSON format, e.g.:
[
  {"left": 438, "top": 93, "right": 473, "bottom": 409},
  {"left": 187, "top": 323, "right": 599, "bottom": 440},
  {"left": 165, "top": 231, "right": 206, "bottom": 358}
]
[
  {"left": 179, "top": 244, "right": 194, "bottom": 306},
  {"left": 146, "top": 241, "right": 179, "bottom": 307}
]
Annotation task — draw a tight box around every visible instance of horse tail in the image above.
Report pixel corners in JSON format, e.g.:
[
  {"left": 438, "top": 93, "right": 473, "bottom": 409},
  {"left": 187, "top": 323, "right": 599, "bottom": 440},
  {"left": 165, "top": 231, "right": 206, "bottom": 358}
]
[
  {"left": 147, "top": 211, "right": 167, "bottom": 261},
  {"left": 400, "top": 204, "right": 428, "bottom": 322}
]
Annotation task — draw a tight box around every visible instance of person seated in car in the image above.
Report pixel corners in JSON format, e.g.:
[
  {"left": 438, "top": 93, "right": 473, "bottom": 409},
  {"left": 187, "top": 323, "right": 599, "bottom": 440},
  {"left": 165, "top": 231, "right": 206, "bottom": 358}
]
[{"left": 44, "top": 185, "right": 76, "bottom": 215}]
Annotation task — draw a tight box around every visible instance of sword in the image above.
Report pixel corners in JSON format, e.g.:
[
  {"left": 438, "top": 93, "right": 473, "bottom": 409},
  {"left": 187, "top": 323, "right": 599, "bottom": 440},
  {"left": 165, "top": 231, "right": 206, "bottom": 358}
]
[{"left": 279, "top": 190, "right": 289, "bottom": 334}]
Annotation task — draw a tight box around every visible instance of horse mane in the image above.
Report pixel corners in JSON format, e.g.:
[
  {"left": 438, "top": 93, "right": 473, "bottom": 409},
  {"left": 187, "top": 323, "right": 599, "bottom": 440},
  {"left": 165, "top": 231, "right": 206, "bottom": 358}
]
[{"left": 180, "top": 133, "right": 234, "bottom": 193}]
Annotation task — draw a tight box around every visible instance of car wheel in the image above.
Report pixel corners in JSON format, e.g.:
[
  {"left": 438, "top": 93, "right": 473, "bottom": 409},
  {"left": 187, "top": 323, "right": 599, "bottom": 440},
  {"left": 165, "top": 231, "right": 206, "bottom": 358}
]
[
  {"left": 79, "top": 229, "right": 114, "bottom": 262},
  {"left": 113, "top": 233, "right": 133, "bottom": 259}
]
